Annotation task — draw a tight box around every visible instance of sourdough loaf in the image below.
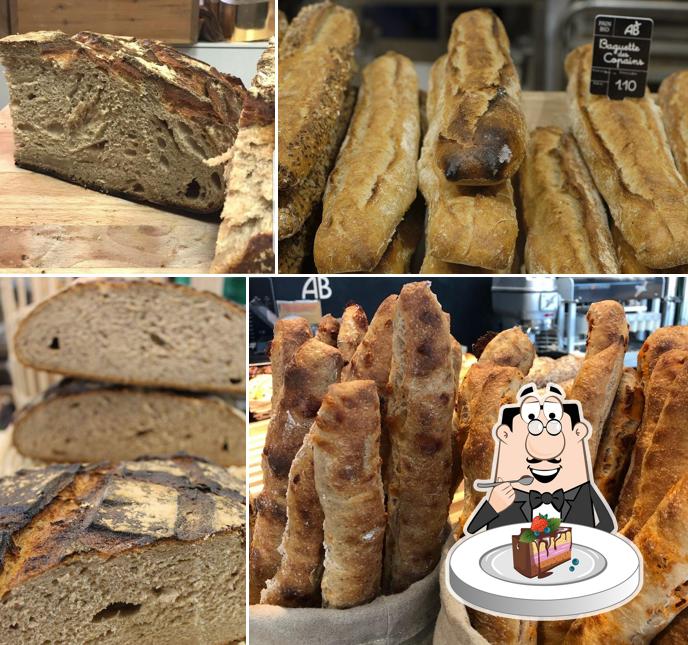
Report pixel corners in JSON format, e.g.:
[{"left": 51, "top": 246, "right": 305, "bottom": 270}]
[
  {"left": 12, "top": 378, "right": 245, "bottom": 467},
  {"left": 437, "top": 9, "right": 527, "bottom": 185},
  {"left": 0, "top": 456, "right": 245, "bottom": 644},
  {"left": 13, "top": 280, "right": 246, "bottom": 393},
  {"left": 0, "top": 31, "right": 245, "bottom": 215},
  {"left": 314, "top": 52, "right": 421, "bottom": 272},
  {"left": 520, "top": 126, "right": 618, "bottom": 274},
  {"left": 210, "top": 39, "right": 275, "bottom": 273},
  {"left": 565, "top": 44, "right": 688, "bottom": 269}
]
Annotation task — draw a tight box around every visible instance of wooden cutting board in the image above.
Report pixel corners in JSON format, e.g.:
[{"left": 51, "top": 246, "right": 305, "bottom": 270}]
[{"left": 0, "top": 106, "right": 219, "bottom": 273}]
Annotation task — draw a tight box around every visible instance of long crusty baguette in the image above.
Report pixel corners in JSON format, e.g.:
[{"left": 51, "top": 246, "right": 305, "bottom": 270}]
[
  {"left": 592, "top": 368, "right": 644, "bottom": 508},
  {"left": 658, "top": 70, "right": 688, "bottom": 183},
  {"left": 436, "top": 9, "right": 527, "bottom": 185},
  {"left": 616, "top": 349, "right": 688, "bottom": 528},
  {"left": 623, "top": 358, "right": 688, "bottom": 539},
  {"left": 337, "top": 303, "right": 368, "bottom": 365},
  {"left": 565, "top": 44, "right": 688, "bottom": 269},
  {"left": 383, "top": 282, "right": 455, "bottom": 594},
  {"left": 520, "top": 126, "right": 618, "bottom": 273},
  {"left": 611, "top": 223, "right": 654, "bottom": 273},
  {"left": 314, "top": 52, "right": 421, "bottom": 272},
  {"left": 278, "top": 1, "right": 359, "bottom": 237},
  {"left": 567, "top": 300, "right": 628, "bottom": 462},
  {"left": 636, "top": 326, "right": 688, "bottom": 388},
  {"left": 315, "top": 314, "right": 339, "bottom": 347},
  {"left": 12, "top": 379, "right": 246, "bottom": 467},
  {"left": 260, "top": 431, "right": 323, "bottom": 607},
  {"left": 210, "top": 40, "right": 274, "bottom": 273},
  {"left": 371, "top": 206, "right": 424, "bottom": 274},
  {"left": 268, "top": 317, "right": 312, "bottom": 406},
  {"left": 564, "top": 475, "right": 688, "bottom": 644},
  {"left": 478, "top": 326, "right": 535, "bottom": 377},
  {"left": 249, "top": 339, "right": 343, "bottom": 604},
  {"left": 420, "top": 54, "right": 517, "bottom": 271},
  {"left": 14, "top": 280, "right": 246, "bottom": 393},
  {"left": 312, "top": 380, "right": 386, "bottom": 608},
  {"left": 0, "top": 457, "right": 245, "bottom": 644}
]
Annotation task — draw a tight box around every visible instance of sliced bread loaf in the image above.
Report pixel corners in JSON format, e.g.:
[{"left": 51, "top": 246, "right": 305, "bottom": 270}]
[
  {"left": 14, "top": 280, "right": 245, "bottom": 393},
  {"left": 0, "top": 31, "right": 245, "bottom": 215},
  {"left": 0, "top": 456, "right": 245, "bottom": 644},
  {"left": 13, "top": 378, "right": 245, "bottom": 466}
]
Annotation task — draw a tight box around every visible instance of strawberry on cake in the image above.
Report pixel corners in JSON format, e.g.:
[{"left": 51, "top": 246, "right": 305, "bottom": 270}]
[{"left": 512, "top": 515, "right": 572, "bottom": 578}]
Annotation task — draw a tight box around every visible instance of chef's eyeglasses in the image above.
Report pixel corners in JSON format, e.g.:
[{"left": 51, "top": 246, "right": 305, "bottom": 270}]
[{"left": 519, "top": 398, "right": 563, "bottom": 436}]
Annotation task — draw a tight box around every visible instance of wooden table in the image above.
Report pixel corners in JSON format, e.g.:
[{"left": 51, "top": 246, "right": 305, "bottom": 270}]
[{"left": 0, "top": 107, "right": 218, "bottom": 273}]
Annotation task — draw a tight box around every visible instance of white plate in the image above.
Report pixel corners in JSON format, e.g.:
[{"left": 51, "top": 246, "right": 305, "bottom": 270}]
[{"left": 446, "top": 524, "right": 642, "bottom": 620}]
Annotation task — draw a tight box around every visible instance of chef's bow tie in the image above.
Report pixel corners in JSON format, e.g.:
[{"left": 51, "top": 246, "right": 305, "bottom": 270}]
[{"left": 529, "top": 489, "right": 565, "bottom": 511}]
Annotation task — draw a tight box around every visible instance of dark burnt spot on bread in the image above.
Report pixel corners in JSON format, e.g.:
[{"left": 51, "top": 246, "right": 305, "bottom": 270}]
[
  {"left": 416, "top": 432, "right": 444, "bottom": 456},
  {"left": 266, "top": 450, "right": 295, "bottom": 479}
]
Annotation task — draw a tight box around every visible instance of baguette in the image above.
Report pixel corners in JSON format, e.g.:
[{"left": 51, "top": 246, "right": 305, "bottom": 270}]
[
  {"left": 478, "top": 326, "right": 535, "bottom": 377},
  {"left": 315, "top": 314, "right": 339, "bottom": 347},
  {"left": 524, "top": 354, "right": 583, "bottom": 388},
  {"left": 278, "top": 1, "right": 359, "bottom": 237},
  {"left": 592, "top": 368, "right": 644, "bottom": 508},
  {"left": 611, "top": 223, "right": 654, "bottom": 273},
  {"left": 12, "top": 379, "right": 245, "bottom": 467},
  {"left": 654, "top": 608, "right": 688, "bottom": 645},
  {"left": 658, "top": 70, "right": 688, "bottom": 183},
  {"left": 0, "top": 456, "right": 245, "bottom": 644},
  {"left": 567, "top": 300, "right": 628, "bottom": 462},
  {"left": 371, "top": 206, "right": 424, "bottom": 274},
  {"left": 623, "top": 358, "right": 688, "bottom": 539},
  {"left": 636, "top": 326, "right": 688, "bottom": 388},
  {"left": 260, "top": 431, "right": 323, "bottom": 607},
  {"left": 419, "top": 254, "right": 497, "bottom": 274},
  {"left": 565, "top": 44, "right": 688, "bottom": 269},
  {"left": 420, "top": 55, "right": 517, "bottom": 271},
  {"left": 337, "top": 303, "right": 368, "bottom": 365},
  {"left": 14, "top": 280, "right": 246, "bottom": 393},
  {"left": 436, "top": 9, "right": 527, "bottom": 185},
  {"left": 564, "top": 475, "right": 688, "bottom": 644},
  {"left": 269, "top": 317, "right": 312, "bottom": 405},
  {"left": 520, "top": 126, "right": 618, "bottom": 273},
  {"left": 467, "top": 610, "right": 537, "bottom": 645},
  {"left": 250, "top": 338, "right": 343, "bottom": 604},
  {"left": 383, "top": 282, "right": 455, "bottom": 593},
  {"left": 314, "top": 52, "right": 421, "bottom": 272},
  {"left": 210, "top": 40, "right": 275, "bottom": 273},
  {"left": 0, "top": 31, "right": 245, "bottom": 215},
  {"left": 616, "top": 349, "right": 688, "bottom": 528},
  {"left": 312, "top": 380, "right": 386, "bottom": 608}
]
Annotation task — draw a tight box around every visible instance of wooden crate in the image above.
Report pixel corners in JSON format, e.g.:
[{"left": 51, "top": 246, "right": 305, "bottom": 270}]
[{"left": 10, "top": 0, "right": 199, "bottom": 44}]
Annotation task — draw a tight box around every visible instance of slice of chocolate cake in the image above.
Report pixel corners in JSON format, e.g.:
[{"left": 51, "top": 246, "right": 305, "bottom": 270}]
[{"left": 512, "top": 515, "right": 572, "bottom": 578}]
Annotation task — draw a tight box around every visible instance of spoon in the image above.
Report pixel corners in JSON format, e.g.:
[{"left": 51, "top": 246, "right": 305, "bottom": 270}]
[{"left": 474, "top": 475, "right": 534, "bottom": 489}]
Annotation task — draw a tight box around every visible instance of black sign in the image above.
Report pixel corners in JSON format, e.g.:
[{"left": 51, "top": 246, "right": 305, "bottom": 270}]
[{"left": 590, "top": 15, "right": 653, "bottom": 100}]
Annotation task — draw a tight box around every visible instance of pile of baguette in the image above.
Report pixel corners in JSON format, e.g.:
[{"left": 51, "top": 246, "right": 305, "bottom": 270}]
[
  {"left": 250, "top": 281, "right": 458, "bottom": 607},
  {"left": 277, "top": 1, "right": 688, "bottom": 275},
  {"left": 456, "top": 303, "right": 688, "bottom": 644},
  {"left": 4, "top": 279, "right": 246, "bottom": 472}
]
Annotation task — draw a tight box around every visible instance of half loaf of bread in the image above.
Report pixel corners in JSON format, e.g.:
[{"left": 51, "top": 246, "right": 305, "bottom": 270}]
[
  {"left": 0, "top": 31, "right": 245, "bottom": 214},
  {"left": 14, "top": 280, "right": 245, "bottom": 393},
  {"left": 0, "top": 456, "right": 245, "bottom": 644},
  {"left": 12, "top": 378, "right": 245, "bottom": 466}
]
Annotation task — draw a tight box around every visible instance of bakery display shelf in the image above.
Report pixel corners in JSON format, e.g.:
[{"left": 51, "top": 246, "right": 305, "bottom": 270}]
[
  {"left": 0, "top": 107, "right": 218, "bottom": 273},
  {"left": 249, "top": 418, "right": 466, "bottom": 525}
]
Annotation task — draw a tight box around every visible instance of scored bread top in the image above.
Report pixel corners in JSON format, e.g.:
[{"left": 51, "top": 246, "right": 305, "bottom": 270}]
[
  {"left": 0, "top": 456, "right": 244, "bottom": 598},
  {"left": 0, "top": 30, "right": 246, "bottom": 128}
]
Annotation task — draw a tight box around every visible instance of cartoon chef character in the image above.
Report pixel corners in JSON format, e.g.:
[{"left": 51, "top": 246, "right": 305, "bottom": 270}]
[{"left": 464, "top": 383, "right": 616, "bottom": 534}]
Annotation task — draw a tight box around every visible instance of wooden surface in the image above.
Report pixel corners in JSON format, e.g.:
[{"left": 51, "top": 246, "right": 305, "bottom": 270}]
[
  {"left": 0, "top": 107, "right": 219, "bottom": 273},
  {"left": 11, "top": 0, "right": 199, "bottom": 44}
]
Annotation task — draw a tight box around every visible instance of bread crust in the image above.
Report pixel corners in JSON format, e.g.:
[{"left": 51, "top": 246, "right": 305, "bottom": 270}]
[
  {"left": 566, "top": 44, "right": 688, "bottom": 269},
  {"left": 315, "top": 314, "right": 339, "bottom": 347},
  {"left": 478, "top": 326, "right": 535, "bottom": 377},
  {"left": 521, "top": 126, "right": 618, "bottom": 273},
  {"left": 268, "top": 317, "right": 312, "bottom": 406},
  {"left": 654, "top": 608, "right": 688, "bottom": 645},
  {"left": 312, "top": 380, "right": 386, "bottom": 608},
  {"left": 383, "top": 282, "right": 455, "bottom": 594},
  {"left": 314, "top": 52, "right": 421, "bottom": 272},
  {"left": 371, "top": 206, "right": 424, "bottom": 274},
  {"left": 616, "top": 349, "right": 688, "bottom": 528},
  {"left": 636, "top": 326, "right": 688, "bottom": 388},
  {"left": 13, "top": 280, "right": 246, "bottom": 394},
  {"left": 337, "top": 303, "right": 368, "bottom": 365},
  {"left": 564, "top": 475, "right": 688, "bottom": 644},
  {"left": 437, "top": 9, "right": 527, "bottom": 185},
  {"left": 420, "top": 54, "right": 517, "bottom": 271},
  {"left": 278, "top": 1, "right": 359, "bottom": 237},
  {"left": 592, "top": 368, "right": 644, "bottom": 509},
  {"left": 250, "top": 338, "right": 343, "bottom": 604},
  {"left": 658, "top": 70, "right": 688, "bottom": 183},
  {"left": 567, "top": 300, "right": 628, "bottom": 462}
]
